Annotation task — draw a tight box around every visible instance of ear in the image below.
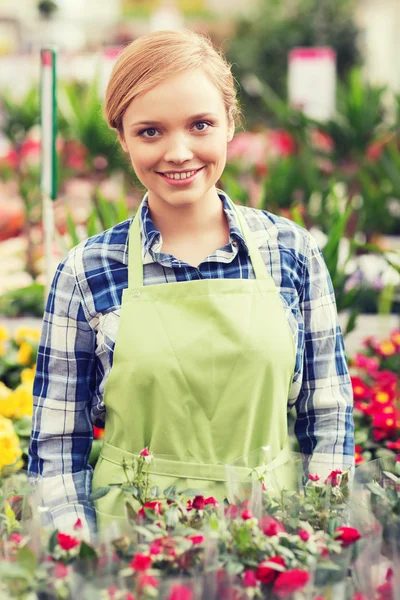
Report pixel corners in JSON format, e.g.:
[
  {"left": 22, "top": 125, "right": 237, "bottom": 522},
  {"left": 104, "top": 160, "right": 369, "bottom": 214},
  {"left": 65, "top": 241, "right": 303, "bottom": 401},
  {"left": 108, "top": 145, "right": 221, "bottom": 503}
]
[
  {"left": 118, "top": 131, "right": 129, "bottom": 153},
  {"left": 227, "top": 120, "right": 235, "bottom": 143}
]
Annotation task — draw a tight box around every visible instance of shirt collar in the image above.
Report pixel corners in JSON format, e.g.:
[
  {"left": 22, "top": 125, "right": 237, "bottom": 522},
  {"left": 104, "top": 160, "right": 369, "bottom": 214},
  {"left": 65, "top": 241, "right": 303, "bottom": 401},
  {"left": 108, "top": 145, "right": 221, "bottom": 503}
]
[{"left": 138, "top": 190, "right": 248, "bottom": 260}]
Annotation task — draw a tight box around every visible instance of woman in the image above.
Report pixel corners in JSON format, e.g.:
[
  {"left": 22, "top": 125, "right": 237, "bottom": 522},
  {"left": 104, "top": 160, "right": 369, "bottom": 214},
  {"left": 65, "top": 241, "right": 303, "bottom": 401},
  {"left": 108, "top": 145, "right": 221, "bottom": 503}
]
[{"left": 28, "top": 30, "right": 354, "bottom": 536}]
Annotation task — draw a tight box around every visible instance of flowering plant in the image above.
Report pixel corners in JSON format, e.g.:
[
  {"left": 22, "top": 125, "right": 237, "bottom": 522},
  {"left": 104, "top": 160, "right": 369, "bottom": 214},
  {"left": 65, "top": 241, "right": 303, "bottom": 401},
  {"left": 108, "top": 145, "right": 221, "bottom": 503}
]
[
  {"left": 350, "top": 330, "right": 400, "bottom": 463},
  {"left": 0, "top": 451, "right": 364, "bottom": 599}
]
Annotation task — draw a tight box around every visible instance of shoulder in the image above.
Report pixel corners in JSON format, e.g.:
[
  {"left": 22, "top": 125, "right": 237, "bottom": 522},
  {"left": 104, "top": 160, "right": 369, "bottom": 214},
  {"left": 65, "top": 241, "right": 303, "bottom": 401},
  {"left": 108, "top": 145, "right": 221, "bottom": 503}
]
[
  {"left": 236, "top": 205, "right": 314, "bottom": 264},
  {"left": 65, "top": 217, "right": 133, "bottom": 275}
]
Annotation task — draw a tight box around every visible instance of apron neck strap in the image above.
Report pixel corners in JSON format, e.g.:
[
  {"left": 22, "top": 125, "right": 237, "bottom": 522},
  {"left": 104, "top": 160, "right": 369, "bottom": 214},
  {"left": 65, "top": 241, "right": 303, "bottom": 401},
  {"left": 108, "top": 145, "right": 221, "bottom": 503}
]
[{"left": 128, "top": 197, "right": 269, "bottom": 288}]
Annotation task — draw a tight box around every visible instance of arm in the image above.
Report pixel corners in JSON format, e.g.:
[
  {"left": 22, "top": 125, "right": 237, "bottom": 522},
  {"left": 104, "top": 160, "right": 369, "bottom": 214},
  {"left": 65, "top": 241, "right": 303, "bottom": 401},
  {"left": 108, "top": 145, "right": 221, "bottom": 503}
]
[
  {"left": 294, "top": 235, "right": 354, "bottom": 476},
  {"left": 28, "top": 250, "right": 97, "bottom": 538}
]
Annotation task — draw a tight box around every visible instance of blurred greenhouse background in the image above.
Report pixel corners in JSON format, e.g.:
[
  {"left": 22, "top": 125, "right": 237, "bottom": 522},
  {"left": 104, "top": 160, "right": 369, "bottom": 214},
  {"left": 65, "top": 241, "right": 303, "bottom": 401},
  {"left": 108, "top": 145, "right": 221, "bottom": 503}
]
[{"left": 0, "top": 0, "right": 399, "bottom": 349}]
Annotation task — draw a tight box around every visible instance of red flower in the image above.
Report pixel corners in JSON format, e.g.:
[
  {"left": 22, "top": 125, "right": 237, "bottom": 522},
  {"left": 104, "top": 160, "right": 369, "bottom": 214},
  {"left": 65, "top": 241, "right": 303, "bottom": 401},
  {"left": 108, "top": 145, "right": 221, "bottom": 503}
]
[
  {"left": 73, "top": 518, "right": 83, "bottom": 530},
  {"left": 351, "top": 353, "right": 379, "bottom": 373},
  {"left": 375, "top": 340, "right": 397, "bottom": 358},
  {"left": 140, "top": 448, "right": 150, "bottom": 457},
  {"left": 366, "top": 140, "right": 385, "bottom": 162},
  {"left": 299, "top": 529, "right": 310, "bottom": 541},
  {"left": 351, "top": 376, "right": 371, "bottom": 400},
  {"left": 376, "top": 580, "right": 393, "bottom": 600},
  {"left": 138, "top": 501, "right": 163, "bottom": 518},
  {"left": 130, "top": 553, "right": 152, "bottom": 572},
  {"left": 204, "top": 496, "right": 218, "bottom": 507},
  {"left": 241, "top": 509, "right": 253, "bottom": 520},
  {"left": 308, "top": 473, "right": 320, "bottom": 482},
  {"left": 243, "top": 569, "right": 257, "bottom": 587},
  {"left": 335, "top": 527, "right": 361, "bottom": 547},
  {"left": 387, "top": 440, "right": 400, "bottom": 451},
  {"left": 187, "top": 534, "right": 204, "bottom": 545},
  {"left": 57, "top": 533, "right": 80, "bottom": 551},
  {"left": 150, "top": 539, "right": 163, "bottom": 555},
  {"left": 255, "top": 556, "right": 286, "bottom": 584},
  {"left": 355, "top": 446, "right": 364, "bottom": 465},
  {"left": 192, "top": 495, "right": 205, "bottom": 510},
  {"left": 374, "top": 370, "right": 398, "bottom": 390},
  {"left": 261, "top": 516, "right": 286, "bottom": 536},
  {"left": 167, "top": 584, "right": 193, "bottom": 600},
  {"left": 9, "top": 533, "right": 23, "bottom": 544},
  {"left": 272, "top": 568, "right": 310, "bottom": 598},
  {"left": 390, "top": 330, "right": 400, "bottom": 349},
  {"left": 269, "top": 129, "right": 296, "bottom": 156},
  {"left": 371, "top": 387, "right": 396, "bottom": 406},
  {"left": 93, "top": 426, "right": 104, "bottom": 439},
  {"left": 324, "top": 469, "right": 343, "bottom": 487}
]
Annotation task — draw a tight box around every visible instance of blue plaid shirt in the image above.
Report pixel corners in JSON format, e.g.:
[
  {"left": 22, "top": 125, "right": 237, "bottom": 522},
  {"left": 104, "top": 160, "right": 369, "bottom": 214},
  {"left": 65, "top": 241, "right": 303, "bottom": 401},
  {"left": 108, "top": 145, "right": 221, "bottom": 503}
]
[{"left": 28, "top": 191, "right": 354, "bottom": 536}]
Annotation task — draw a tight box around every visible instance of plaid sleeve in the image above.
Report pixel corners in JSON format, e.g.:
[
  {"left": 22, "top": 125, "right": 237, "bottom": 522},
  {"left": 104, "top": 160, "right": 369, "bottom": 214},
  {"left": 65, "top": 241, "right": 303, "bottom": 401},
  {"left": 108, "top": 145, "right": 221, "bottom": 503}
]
[
  {"left": 294, "top": 234, "right": 354, "bottom": 476},
  {"left": 28, "top": 250, "right": 97, "bottom": 536}
]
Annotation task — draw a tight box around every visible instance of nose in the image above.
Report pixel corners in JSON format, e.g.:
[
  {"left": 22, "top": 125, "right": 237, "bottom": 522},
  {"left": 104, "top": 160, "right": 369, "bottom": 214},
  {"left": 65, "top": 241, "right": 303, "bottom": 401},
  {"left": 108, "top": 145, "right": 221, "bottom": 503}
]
[{"left": 163, "top": 133, "right": 194, "bottom": 164}]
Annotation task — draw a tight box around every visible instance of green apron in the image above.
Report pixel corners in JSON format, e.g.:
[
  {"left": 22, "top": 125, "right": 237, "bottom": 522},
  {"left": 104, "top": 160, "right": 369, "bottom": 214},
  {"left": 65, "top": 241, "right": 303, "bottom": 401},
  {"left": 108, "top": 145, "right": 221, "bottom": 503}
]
[{"left": 92, "top": 197, "right": 296, "bottom": 529}]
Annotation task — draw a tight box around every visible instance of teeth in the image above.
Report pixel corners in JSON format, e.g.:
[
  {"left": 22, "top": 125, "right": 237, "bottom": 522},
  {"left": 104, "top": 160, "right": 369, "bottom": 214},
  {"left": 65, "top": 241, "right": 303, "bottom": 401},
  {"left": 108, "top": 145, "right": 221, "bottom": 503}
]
[{"left": 164, "top": 170, "right": 197, "bottom": 180}]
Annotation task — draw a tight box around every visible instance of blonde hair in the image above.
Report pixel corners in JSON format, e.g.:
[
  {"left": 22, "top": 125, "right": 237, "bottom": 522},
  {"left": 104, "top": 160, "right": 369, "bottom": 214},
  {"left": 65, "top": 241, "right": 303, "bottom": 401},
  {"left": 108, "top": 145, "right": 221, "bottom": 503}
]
[{"left": 104, "top": 30, "right": 241, "bottom": 134}]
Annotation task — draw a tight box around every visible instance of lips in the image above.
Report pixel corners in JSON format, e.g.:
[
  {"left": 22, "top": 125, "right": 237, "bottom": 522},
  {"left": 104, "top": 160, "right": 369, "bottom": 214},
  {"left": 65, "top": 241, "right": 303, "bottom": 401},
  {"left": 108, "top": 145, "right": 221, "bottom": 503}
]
[{"left": 157, "top": 166, "right": 205, "bottom": 186}]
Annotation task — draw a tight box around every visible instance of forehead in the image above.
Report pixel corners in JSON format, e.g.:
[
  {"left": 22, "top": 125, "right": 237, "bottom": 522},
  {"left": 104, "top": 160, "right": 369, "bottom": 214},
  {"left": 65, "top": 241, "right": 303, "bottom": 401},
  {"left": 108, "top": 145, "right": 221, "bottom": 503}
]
[{"left": 124, "top": 68, "right": 226, "bottom": 124}]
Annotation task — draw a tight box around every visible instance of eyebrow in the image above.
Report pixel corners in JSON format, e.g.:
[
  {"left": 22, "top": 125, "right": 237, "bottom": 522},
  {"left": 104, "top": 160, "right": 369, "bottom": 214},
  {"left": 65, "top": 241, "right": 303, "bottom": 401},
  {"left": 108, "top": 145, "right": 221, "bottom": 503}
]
[{"left": 129, "top": 112, "right": 218, "bottom": 130}]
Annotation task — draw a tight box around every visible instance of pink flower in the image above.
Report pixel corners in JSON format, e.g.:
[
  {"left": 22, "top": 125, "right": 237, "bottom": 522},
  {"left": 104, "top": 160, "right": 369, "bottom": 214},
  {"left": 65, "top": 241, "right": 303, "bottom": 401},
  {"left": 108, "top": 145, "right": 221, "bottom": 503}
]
[
  {"left": 187, "top": 535, "right": 204, "bottom": 545},
  {"left": 243, "top": 569, "right": 257, "bottom": 587},
  {"left": 241, "top": 509, "right": 253, "bottom": 520},
  {"left": 138, "top": 574, "right": 159, "bottom": 589},
  {"left": 308, "top": 473, "right": 320, "bottom": 482},
  {"left": 73, "top": 518, "right": 83, "bottom": 530},
  {"left": 130, "top": 553, "right": 152, "bottom": 572},
  {"left": 272, "top": 568, "right": 310, "bottom": 597},
  {"left": 150, "top": 539, "right": 163, "bottom": 555},
  {"left": 9, "top": 533, "right": 23, "bottom": 544},
  {"left": 57, "top": 533, "right": 80, "bottom": 551},
  {"left": 140, "top": 448, "right": 150, "bottom": 457},
  {"left": 167, "top": 584, "right": 193, "bottom": 600},
  {"left": 299, "top": 529, "right": 310, "bottom": 541},
  {"left": 54, "top": 562, "right": 69, "bottom": 579}
]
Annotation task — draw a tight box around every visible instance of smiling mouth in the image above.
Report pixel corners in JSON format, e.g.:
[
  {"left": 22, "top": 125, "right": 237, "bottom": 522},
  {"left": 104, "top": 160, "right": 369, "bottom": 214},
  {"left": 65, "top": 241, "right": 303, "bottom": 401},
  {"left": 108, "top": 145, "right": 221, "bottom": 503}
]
[{"left": 157, "top": 166, "right": 204, "bottom": 181}]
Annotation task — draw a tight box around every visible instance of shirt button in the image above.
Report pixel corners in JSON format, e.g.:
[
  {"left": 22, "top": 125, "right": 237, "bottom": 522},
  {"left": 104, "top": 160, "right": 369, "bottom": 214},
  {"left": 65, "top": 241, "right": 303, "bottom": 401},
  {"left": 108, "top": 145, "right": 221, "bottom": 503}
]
[{"left": 133, "top": 290, "right": 140, "bottom": 298}]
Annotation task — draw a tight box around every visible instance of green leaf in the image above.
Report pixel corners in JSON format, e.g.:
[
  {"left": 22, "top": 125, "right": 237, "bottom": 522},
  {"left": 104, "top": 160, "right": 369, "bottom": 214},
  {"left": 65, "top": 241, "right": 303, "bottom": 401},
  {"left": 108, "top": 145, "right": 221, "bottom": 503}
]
[
  {"left": 366, "top": 482, "right": 388, "bottom": 500},
  {"left": 178, "top": 488, "right": 207, "bottom": 497},
  {"left": 121, "top": 485, "right": 138, "bottom": 495},
  {"left": 89, "top": 487, "right": 111, "bottom": 501},
  {"left": 382, "top": 471, "right": 399, "bottom": 484},
  {"left": 49, "top": 529, "right": 59, "bottom": 554},
  {"left": 17, "top": 546, "right": 38, "bottom": 574},
  {"left": 13, "top": 417, "right": 33, "bottom": 438},
  {"left": 79, "top": 540, "right": 98, "bottom": 561},
  {"left": 225, "top": 562, "right": 244, "bottom": 575},
  {"left": 165, "top": 506, "right": 180, "bottom": 527},
  {"left": 66, "top": 209, "right": 80, "bottom": 247}
]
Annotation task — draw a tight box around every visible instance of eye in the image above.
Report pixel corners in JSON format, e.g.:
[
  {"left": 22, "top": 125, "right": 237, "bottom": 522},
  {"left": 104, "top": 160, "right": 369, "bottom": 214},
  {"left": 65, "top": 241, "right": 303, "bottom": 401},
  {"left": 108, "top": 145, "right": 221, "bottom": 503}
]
[
  {"left": 193, "top": 121, "right": 211, "bottom": 132},
  {"left": 139, "top": 128, "right": 160, "bottom": 138}
]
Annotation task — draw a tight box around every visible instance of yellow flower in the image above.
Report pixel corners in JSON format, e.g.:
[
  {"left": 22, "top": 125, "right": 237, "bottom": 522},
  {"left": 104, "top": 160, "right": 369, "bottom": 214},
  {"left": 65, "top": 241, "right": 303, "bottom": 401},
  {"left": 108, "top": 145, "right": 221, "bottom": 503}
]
[
  {"left": 17, "top": 341, "right": 32, "bottom": 366},
  {"left": 0, "top": 326, "right": 10, "bottom": 357},
  {"left": 0, "top": 382, "right": 18, "bottom": 419},
  {"left": 14, "top": 327, "right": 40, "bottom": 346},
  {"left": 11, "top": 383, "right": 33, "bottom": 418},
  {"left": 0, "top": 325, "right": 10, "bottom": 343},
  {"left": 0, "top": 416, "right": 22, "bottom": 473},
  {"left": 20, "top": 366, "right": 36, "bottom": 385}
]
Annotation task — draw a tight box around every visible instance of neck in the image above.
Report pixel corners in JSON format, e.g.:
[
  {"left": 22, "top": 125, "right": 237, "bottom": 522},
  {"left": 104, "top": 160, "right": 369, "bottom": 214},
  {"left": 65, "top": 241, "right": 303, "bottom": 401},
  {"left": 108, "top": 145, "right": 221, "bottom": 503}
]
[{"left": 147, "top": 187, "right": 226, "bottom": 240}]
